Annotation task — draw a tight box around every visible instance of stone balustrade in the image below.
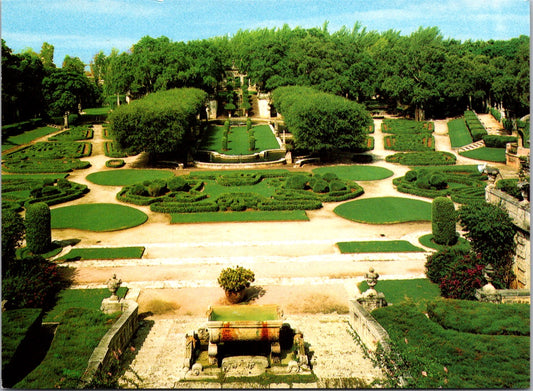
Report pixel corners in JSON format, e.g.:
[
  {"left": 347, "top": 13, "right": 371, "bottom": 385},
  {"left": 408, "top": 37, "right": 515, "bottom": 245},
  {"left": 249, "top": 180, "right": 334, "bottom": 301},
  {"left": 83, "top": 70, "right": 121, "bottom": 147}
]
[
  {"left": 347, "top": 299, "right": 390, "bottom": 353},
  {"left": 79, "top": 300, "right": 139, "bottom": 387}
]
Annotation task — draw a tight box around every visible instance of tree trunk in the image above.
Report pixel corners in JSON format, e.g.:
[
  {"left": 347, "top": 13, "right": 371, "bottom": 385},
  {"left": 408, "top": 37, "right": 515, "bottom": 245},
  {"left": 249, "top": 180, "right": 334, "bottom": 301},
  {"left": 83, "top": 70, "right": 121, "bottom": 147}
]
[
  {"left": 116, "top": 92, "right": 120, "bottom": 107},
  {"left": 415, "top": 104, "right": 425, "bottom": 121}
]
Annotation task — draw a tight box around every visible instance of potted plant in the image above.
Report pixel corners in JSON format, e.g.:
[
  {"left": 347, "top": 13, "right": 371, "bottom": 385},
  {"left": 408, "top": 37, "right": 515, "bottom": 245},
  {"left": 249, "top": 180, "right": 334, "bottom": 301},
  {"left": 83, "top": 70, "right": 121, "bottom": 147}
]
[{"left": 217, "top": 266, "right": 255, "bottom": 304}]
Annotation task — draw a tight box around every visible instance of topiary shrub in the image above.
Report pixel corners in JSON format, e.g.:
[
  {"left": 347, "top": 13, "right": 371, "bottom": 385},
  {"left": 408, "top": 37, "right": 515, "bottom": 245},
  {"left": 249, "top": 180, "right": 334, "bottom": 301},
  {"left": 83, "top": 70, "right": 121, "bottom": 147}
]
[
  {"left": 322, "top": 172, "right": 339, "bottom": 182},
  {"left": 249, "top": 136, "right": 256, "bottom": 151},
  {"left": 432, "top": 197, "right": 457, "bottom": 245},
  {"left": 147, "top": 180, "right": 167, "bottom": 197},
  {"left": 329, "top": 180, "right": 347, "bottom": 192},
  {"left": 429, "top": 173, "right": 447, "bottom": 190},
  {"left": 217, "top": 265, "right": 255, "bottom": 293},
  {"left": 167, "top": 176, "right": 189, "bottom": 192},
  {"left": 312, "top": 179, "right": 329, "bottom": 193},
  {"left": 285, "top": 175, "right": 309, "bottom": 190},
  {"left": 56, "top": 178, "right": 71, "bottom": 189},
  {"left": 25, "top": 202, "right": 51, "bottom": 254},
  {"left": 105, "top": 159, "right": 125, "bottom": 168},
  {"left": 405, "top": 170, "right": 418, "bottom": 182},
  {"left": 130, "top": 184, "right": 147, "bottom": 196},
  {"left": 222, "top": 136, "right": 228, "bottom": 151}
]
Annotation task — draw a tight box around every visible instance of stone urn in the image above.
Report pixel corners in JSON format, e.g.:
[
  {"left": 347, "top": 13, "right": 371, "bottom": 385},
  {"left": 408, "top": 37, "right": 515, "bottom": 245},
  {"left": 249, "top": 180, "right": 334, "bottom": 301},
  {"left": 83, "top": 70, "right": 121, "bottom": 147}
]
[{"left": 225, "top": 289, "right": 246, "bottom": 304}]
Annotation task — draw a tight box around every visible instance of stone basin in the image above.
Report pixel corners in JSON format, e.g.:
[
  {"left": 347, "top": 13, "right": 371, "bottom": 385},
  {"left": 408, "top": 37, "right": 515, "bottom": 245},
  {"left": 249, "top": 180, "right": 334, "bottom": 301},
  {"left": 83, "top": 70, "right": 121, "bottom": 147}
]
[{"left": 207, "top": 304, "right": 284, "bottom": 343}]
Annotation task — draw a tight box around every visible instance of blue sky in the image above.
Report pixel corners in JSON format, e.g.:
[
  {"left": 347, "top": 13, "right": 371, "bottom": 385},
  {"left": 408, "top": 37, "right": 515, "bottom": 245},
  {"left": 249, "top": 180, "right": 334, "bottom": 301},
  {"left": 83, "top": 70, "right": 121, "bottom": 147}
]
[{"left": 2, "top": 0, "right": 530, "bottom": 67}]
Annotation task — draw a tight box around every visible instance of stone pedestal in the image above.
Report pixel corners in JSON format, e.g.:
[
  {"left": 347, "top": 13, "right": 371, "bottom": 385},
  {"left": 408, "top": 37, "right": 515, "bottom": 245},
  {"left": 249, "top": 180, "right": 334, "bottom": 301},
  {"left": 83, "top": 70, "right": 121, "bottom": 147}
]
[
  {"left": 357, "top": 291, "right": 387, "bottom": 312},
  {"left": 475, "top": 283, "right": 502, "bottom": 303},
  {"left": 100, "top": 297, "right": 123, "bottom": 314},
  {"left": 221, "top": 356, "right": 268, "bottom": 376}
]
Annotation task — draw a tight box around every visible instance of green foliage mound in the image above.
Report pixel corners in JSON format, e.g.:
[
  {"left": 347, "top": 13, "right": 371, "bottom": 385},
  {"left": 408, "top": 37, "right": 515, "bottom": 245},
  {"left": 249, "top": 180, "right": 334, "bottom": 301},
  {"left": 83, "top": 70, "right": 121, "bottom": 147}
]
[
  {"left": 109, "top": 88, "right": 207, "bottom": 156},
  {"left": 218, "top": 265, "right": 255, "bottom": 293},
  {"left": 431, "top": 197, "right": 457, "bottom": 245},
  {"left": 372, "top": 301, "right": 530, "bottom": 389},
  {"left": 25, "top": 202, "right": 51, "bottom": 254},
  {"left": 464, "top": 110, "right": 488, "bottom": 141},
  {"left": 393, "top": 165, "right": 487, "bottom": 203},
  {"left": 427, "top": 298, "right": 530, "bottom": 336},
  {"left": 496, "top": 178, "right": 523, "bottom": 200},
  {"left": 425, "top": 246, "right": 470, "bottom": 286},
  {"left": 272, "top": 86, "right": 372, "bottom": 155},
  {"left": 482, "top": 134, "right": 517, "bottom": 148},
  {"left": 105, "top": 159, "right": 125, "bottom": 168},
  {"left": 385, "top": 151, "right": 456, "bottom": 166}
]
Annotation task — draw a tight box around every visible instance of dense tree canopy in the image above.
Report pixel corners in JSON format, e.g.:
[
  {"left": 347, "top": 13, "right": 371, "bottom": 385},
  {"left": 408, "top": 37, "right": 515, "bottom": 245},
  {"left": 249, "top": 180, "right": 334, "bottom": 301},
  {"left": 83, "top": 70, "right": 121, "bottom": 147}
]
[
  {"left": 108, "top": 88, "right": 207, "bottom": 157},
  {"left": 272, "top": 86, "right": 372, "bottom": 155}
]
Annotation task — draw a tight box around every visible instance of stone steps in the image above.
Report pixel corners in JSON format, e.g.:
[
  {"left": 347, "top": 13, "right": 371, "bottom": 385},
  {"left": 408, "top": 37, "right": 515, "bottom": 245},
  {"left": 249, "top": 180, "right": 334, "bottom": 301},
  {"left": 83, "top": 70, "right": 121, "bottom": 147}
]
[{"left": 457, "top": 140, "right": 485, "bottom": 153}]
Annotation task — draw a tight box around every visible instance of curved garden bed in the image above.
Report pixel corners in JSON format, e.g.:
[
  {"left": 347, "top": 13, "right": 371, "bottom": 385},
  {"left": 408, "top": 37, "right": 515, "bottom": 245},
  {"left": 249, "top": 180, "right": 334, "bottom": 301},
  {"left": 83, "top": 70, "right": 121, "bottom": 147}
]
[{"left": 312, "top": 165, "right": 393, "bottom": 181}]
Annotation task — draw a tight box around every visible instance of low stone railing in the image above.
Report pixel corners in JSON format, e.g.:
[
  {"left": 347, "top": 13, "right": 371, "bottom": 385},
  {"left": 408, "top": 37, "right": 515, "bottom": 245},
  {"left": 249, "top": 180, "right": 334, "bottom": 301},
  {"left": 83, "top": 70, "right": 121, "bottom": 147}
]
[
  {"left": 347, "top": 299, "right": 390, "bottom": 352},
  {"left": 78, "top": 300, "right": 139, "bottom": 387}
]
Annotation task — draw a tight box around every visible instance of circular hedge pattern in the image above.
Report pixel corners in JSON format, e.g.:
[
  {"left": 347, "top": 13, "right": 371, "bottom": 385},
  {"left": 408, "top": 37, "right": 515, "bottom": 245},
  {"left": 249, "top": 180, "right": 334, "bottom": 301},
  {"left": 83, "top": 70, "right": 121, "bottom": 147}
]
[
  {"left": 334, "top": 196, "right": 432, "bottom": 224},
  {"left": 86, "top": 169, "right": 174, "bottom": 186},
  {"left": 105, "top": 159, "right": 126, "bottom": 168},
  {"left": 51, "top": 203, "right": 148, "bottom": 231},
  {"left": 312, "top": 165, "right": 393, "bottom": 181}
]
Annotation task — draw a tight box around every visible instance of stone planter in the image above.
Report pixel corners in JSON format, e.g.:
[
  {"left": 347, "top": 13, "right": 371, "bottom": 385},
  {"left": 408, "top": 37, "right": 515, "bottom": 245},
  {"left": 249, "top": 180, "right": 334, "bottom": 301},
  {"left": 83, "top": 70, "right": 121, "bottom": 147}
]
[{"left": 225, "top": 289, "right": 246, "bottom": 304}]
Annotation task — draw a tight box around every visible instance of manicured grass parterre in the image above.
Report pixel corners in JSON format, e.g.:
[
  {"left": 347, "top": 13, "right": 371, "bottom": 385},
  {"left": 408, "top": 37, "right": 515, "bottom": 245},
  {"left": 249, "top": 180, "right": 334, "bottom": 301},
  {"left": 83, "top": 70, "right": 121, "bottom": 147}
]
[
  {"left": 337, "top": 240, "right": 425, "bottom": 253},
  {"left": 86, "top": 169, "right": 174, "bottom": 186},
  {"left": 51, "top": 203, "right": 148, "bottom": 231},
  {"left": 171, "top": 210, "right": 309, "bottom": 223},
  {"left": 312, "top": 165, "right": 393, "bottom": 181},
  {"left": 418, "top": 233, "right": 470, "bottom": 251},
  {"left": 82, "top": 107, "right": 112, "bottom": 115},
  {"left": 55, "top": 247, "right": 145, "bottom": 262},
  {"left": 447, "top": 118, "right": 473, "bottom": 147},
  {"left": 459, "top": 147, "right": 507, "bottom": 163},
  {"left": 385, "top": 151, "right": 456, "bottom": 166},
  {"left": 334, "top": 197, "right": 432, "bottom": 224},
  {"left": 200, "top": 124, "right": 280, "bottom": 155},
  {"left": 2, "top": 126, "right": 59, "bottom": 152}
]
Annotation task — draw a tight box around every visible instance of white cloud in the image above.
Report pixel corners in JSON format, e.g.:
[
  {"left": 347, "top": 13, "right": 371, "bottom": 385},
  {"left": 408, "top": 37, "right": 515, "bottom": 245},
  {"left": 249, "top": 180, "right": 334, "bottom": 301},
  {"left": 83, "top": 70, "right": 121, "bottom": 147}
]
[{"left": 44, "top": 0, "right": 165, "bottom": 17}]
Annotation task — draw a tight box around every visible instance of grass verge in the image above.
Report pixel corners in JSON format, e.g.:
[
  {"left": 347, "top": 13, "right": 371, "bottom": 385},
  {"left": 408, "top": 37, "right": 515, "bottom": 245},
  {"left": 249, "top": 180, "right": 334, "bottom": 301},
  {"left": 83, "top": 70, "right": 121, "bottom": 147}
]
[
  {"left": 337, "top": 240, "right": 425, "bottom": 253},
  {"left": 55, "top": 247, "right": 145, "bottom": 261},
  {"left": 171, "top": 210, "right": 309, "bottom": 223},
  {"left": 2, "top": 126, "right": 59, "bottom": 152},
  {"left": 459, "top": 147, "right": 506, "bottom": 162}
]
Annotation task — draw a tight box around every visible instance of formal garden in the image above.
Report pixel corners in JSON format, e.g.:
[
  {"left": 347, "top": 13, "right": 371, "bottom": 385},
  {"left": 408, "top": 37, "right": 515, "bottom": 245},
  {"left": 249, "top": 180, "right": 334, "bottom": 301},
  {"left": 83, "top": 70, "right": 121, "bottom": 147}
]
[{"left": 1, "top": 26, "right": 530, "bottom": 388}]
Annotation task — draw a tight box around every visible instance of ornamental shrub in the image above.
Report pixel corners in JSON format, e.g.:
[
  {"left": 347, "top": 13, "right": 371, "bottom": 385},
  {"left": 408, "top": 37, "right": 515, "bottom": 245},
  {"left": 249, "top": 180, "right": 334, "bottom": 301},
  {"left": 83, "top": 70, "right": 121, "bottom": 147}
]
[
  {"left": 439, "top": 253, "right": 485, "bottom": 300},
  {"left": 329, "top": 180, "right": 347, "bottom": 192},
  {"left": 431, "top": 197, "right": 457, "bottom": 245},
  {"left": 246, "top": 118, "right": 252, "bottom": 131},
  {"left": 25, "top": 202, "right": 51, "bottom": 254},
  {"left": 217, "top": 266, "right": 255, "bottom": 293},
  {"left": 322, "top": 172, "right": 339, "bottom": 182},
  {"left": 2, "top": 210, "right": 25, "bottom": 274},
  {"left": 167, "top": 176, "right": 189, "bottom": 192},
  {"left": 482, "top": 135, "right": 517, "bottom": 148},
  {"left": 416, "top": 175, "right": 431, "bottom": 189},
  {"left": 312, "top": 178, "right": 329, "bottom": 193},
  {"left": 249, "top": 136, "right": 256, "bottom": 151},
  {"left": 57, "top": 178, "right": 71, "bottom": 189},
  {"left": 425, "top": 247, "right": 470, "bottom": 284},
  {"left": 285, "top": 175, "right": 309, "bottom": 190},
  {"left": 222, "top": 136, "right": 228, "bottom": 150},
  {"left": 405, "top": 170, "right": 417, "bottom": 182},
  {"left": 429, "top": 173, "right": 447, "bottom": 190},
  {"left": 496, "top": 179, "right": 523, "bottom": 200},
  {"left": 147, "top": 180, "right": 167, "bottom": 197}
]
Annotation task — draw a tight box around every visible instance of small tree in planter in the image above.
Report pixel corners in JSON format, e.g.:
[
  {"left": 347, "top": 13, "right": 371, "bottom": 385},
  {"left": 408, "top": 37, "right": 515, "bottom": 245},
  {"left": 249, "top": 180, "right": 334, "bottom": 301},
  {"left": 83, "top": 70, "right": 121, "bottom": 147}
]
[{"left": 217, "top": 265, "right": 255, "bottom": 304}]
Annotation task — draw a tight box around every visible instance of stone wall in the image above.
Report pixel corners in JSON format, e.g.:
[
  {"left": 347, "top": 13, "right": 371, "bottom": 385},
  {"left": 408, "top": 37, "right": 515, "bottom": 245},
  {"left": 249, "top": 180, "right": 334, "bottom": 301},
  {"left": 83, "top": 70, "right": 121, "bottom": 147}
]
[
  {"left": 485, "top": 185, "right": 530, "bottom": 288},
  {"left": 79, "top": 300, "right": 139, "bottom": 386},
  {"left": 348, "top": 299, "right": 390, "bottom": 352}
]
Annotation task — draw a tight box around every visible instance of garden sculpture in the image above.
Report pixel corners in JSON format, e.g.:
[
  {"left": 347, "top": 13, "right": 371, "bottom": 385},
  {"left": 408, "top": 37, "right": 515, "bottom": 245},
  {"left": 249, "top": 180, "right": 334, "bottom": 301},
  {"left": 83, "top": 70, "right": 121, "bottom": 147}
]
[{"left": 107, "top": 274, "right": 122, "bottom": 301}]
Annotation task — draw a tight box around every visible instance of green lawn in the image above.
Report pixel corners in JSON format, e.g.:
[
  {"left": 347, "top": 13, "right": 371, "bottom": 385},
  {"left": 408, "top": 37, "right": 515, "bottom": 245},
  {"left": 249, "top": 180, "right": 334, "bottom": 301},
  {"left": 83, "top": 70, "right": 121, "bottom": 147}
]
[
  {"left": 312, "top": 165, "right": 393, "bottom": 181},
  {"left": 2, "top": 126, "right": 59, "bottom": 152},
  {"left": 51, "top": 203, "right": 148, "bottom": 231},
  {"left": 171, "top": 210, "right": 309, "bottom": 223},
  {"left": 459, "top": 147, "right": 506, "bottom": 162},
  {"left": 82, "top": 107, "right": 111, "bottom": 115},
  {"left": 200, "top": 124, "right": 280, "bottom": 155},
  {"left": 55, "top": 246, "right": 145, "bottom": 261},
  {"left": 358, "top": 278, "right": 440, "bottom": 308},
  {"left": 334, "top": 197, "right": 432, "bottom": 224},
  {"left": 447, "top": 118, "right": 473, "bottom": 148},
  {"left": 86, "top": 169, "right": 174, "bottom": 186},
  {"left": 1, "top": 173, "right": 69, "bottom": 181},
  {"left": 43, "top": 288, "right": 128, "bottom": 322},
  {"left": 337, "top": 240, "right": 425, "bottom": 253}
]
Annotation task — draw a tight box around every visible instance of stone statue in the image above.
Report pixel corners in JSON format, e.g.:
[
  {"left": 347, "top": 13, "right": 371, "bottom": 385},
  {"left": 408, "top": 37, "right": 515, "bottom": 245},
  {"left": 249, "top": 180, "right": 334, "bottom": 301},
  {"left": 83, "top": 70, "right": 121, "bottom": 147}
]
[
  {"left": 364, "top": 267, "right": 379, "bottom": 297},
  {"left": 107, "top": 274, "right": 122, "bottom": 301}
]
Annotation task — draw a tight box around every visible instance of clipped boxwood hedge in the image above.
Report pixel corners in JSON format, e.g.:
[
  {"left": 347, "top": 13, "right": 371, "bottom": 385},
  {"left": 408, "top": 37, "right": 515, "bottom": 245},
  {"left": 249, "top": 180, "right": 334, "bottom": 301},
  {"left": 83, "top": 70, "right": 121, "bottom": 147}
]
[
  {"left": 25, "top": 202, "right": 51, "bottom": 253},
  {"left": 386, "top": 151, "right": 456, "bottom": 166},
  {"left": 482, "top": 135, "right": 518, "bottom": 148},
  {"left": 105, "top": 159, "right": 125, "bottom": 168}
]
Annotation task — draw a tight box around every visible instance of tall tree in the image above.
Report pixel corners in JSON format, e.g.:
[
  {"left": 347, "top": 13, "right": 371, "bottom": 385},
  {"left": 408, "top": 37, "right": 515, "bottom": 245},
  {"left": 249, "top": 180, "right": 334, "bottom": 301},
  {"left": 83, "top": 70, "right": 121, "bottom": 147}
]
[
  {"left": 39, "top": 41, "right": 55, "bottom": 69},
  {"left": 62, "top": 55, "right": 85, "bottom": 74}
]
